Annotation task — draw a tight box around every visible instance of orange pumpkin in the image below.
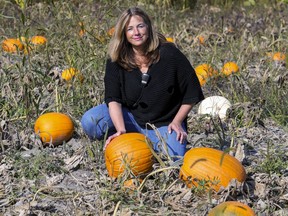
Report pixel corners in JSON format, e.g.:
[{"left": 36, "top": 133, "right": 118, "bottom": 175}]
[
  {"left": 197, "top": 35, "right": 205, "bottom": 45},
  {"left": 272, "top": 52, "right": 286, "bottom": 62},
  {"left": 34, "top": 112, "right": 74, "bottom": 146},
  {"left": 61, "top": 68, "right": 84, "bottom": 82},
  {"left": 107, "top": 27, "right": 115, "bottom": 36},
  {"left": 208, "top": 201, "right": 256, "bottom": 216},
  {"left": 166, "top": 37, "right": 174, "bottom": 43},
  {"left": 79, "top": 29, "right": 85, "bottom": 37},
  {"left": 30, "top": 35, "right": 47, "bottom": 45},
  {"left": 179, "top": 147, "right": 246, "bottom": 192},
  {"left": 123, "top": 178, "right": 143, "bottom": 190},
  {"left": 221, "top": 62, "right": 239, "bottom": 76},
  {"left": 195, "top": 64, "right": 218, "bottom": 86},
  {"left": 2, "top": 38, "right": 25, "bottom": 53},
  {"left": 78, "top": 22, "right": 85, "bottom": 37},
  {"left": 105, "top": 133, "right": 154, "bottom": 178}
]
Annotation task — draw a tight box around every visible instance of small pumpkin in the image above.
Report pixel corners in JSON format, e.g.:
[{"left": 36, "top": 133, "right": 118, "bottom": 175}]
[
  {"left": 272, "top": 52, "right": 286, "bottom": 62},
  {"left": 208, "top": 201, "right": 256, "bottom": 216},
  {"left": 107, "top": 27, "right": 115, "bottom": 36},
  {"left": 195, "top": 64, "right": 218, "bottom": 86},
  {"left": 79, "top": 29, "right": 85, "bottom": 37},
  {"left": 79, "top": 22, "right": 85, "bottom": 37},
  {"left": 61, "top": 68, "right": 84, "bottom": 82},
  {"left": 123, "top": 178, "right": 143, "bottom": 190},
  {"left": 34, "top": 112, "right": 74, "bottom": 146},
  {"left": 2, "top": 38, "right": 25, "bottom": 53},
  {"left": 221, "top": 62, "right": 239, "bottom": 76},
  {"left": 166, "top": 37, "right": 174, "bottom": 43},
  {"left": 197, "top": 35, "right": 205, "bottom": 45},
  {"left": 30, "top": 35, "right": 47, "bottom": 45},
  {"left": 105, "top": 133, "right": 154, "bottom": 178},
  {"left": 179, "top": 147, "right": 246, "bottom": 192},
  {"left": 197, "top": 96, "right": 232, "bottom": 120}
]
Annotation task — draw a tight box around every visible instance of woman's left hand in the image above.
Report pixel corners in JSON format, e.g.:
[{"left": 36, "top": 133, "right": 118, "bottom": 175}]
[
  {"left": 104, "top": 130, "right": 126, "bottom": 151},
  {"left": 168, "top": 121, "right": 187, "bottom": 144}
]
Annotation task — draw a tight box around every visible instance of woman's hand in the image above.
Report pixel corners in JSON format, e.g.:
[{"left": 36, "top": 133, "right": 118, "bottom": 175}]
[
  {"left": 104, "top": 130, "right": 126, "bottom": 150},
  {"left": 168, "top": 121, "right": 187, "bottom": 144},
  {"left": 169, "top": 104, "right": 193, "bottom": 144}
]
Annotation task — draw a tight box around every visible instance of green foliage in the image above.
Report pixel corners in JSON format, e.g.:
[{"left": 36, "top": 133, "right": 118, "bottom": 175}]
[
  {"left": 257, "top": 142, "right": 288, "bottom": 175},
  {"left": 11, "top": 150, "right": 66, "bottom": 179}
]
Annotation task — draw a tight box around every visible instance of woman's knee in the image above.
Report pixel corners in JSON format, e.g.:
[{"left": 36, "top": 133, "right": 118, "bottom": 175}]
[
  {"left": 81, "top": 104, "right": 110, "bottom": 140},
  {"left": 151, "top": 130, "right": 187, "bottom": 160},
  {"left": 166, "top": 137, "right": 186, "bottom": 158}
]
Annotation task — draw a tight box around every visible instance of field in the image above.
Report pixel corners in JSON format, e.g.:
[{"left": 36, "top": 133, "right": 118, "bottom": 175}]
[{"left": 0, "top": 0, "right": 288, "bottom": 215}]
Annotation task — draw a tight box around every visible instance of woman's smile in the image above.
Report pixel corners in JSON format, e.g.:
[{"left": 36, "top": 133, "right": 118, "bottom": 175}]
[{"left": 133, "top": 36, "right": 143, "bottom": 40}]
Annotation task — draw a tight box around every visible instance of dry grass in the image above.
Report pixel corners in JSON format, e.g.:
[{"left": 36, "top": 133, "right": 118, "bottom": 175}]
[{"left": 0, "top": 0, "right": 288, "bottom": 215}]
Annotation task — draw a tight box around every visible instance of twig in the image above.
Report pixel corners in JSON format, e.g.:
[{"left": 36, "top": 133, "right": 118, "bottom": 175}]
[{"left": 113, "top": 201, "right": 121, "bottom": 216}]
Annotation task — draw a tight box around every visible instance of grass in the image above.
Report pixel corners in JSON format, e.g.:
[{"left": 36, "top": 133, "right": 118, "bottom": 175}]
[{"left": 0, "top": 0, "right": 288, "bottom": 215}]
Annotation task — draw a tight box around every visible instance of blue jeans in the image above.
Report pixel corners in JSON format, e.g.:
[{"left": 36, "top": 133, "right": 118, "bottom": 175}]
[{"left": 81, "top": 104, "right": 187, "bottom": 160}]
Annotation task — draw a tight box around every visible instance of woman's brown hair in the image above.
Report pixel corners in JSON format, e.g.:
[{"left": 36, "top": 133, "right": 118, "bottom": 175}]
[{"left": 108, "top": 7, "right": 167, "bottom": 71}]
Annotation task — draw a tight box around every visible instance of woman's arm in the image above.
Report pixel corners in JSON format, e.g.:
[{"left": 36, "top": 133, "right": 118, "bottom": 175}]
[
  {"left": 104, "top": 101, "right": 126, "bottom": 149},
  {"left": 109, "top": 101, "right": 126, "bottom": 133},
  {"left": 168, "top": 104, "right": 193, "bottom": 144}
]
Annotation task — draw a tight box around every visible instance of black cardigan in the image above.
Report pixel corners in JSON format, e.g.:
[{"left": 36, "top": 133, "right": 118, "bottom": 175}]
[{"left": 104, "top": 43, "right": 204, "bottom": 128}]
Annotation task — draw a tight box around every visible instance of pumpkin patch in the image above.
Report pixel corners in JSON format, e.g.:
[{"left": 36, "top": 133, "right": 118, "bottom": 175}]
[{"left": 2, "top": 1, "right": 287, "bottom": 214}]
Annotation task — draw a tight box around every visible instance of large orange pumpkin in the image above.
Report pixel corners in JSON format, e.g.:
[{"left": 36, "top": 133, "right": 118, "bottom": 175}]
[
  {"left": 105, "top": 133, "right": 154, "bottom": 178},
  {"left": 34, "top": 112, "right": 74, "bottom": 146},
  {"left": 208, "top": 201, "right": 256, "bottom": 216},
  {"left": 179, "top": 147, "right": 246, "bottom": 191},
  {"left": 195, "top": 64, "right": 218, "bottom": 86},
  {"left": 2, "top": 38, "right": 25, "bottom": 53}
]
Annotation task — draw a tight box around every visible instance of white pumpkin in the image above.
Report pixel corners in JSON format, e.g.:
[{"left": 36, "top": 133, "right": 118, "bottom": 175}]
[{"left": 198, "top": 96, "right": 231, "bottom": 119}]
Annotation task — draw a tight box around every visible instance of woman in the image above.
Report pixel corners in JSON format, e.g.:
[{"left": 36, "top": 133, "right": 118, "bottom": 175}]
[{"left": 81, "top": 7, "right": 204, "bottom": 160}]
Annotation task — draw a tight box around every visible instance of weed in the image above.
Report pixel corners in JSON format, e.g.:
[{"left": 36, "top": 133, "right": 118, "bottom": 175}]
[
  {"left": 10, "top": 150, "right": 66, "bottom": 180},
  {"left": 257, "top": 141, "right": 288, "bottom": 176}
]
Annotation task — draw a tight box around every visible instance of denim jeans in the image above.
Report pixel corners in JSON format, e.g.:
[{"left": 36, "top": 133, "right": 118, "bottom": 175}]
[{"left": 81, "top": 104, "right": 187, "bottom": 160}]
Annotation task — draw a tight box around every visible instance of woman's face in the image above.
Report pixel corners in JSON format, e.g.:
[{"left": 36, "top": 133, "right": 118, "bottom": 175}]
[{"left": 125, "top": 15, "right": 148, "bottom": 49}]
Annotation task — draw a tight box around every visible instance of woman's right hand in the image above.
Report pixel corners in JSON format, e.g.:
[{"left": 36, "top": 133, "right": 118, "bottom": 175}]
[
  {"left": 104, "top": 130, "right": 126, "bottom": 150},
  {"left": 105, "top": 101, "right": 126, "bottom": 150}
]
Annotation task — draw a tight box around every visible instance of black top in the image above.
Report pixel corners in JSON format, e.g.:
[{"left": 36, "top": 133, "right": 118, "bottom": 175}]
[{"left": 104, "top": 43, "right": 204, "bottom": 128}]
